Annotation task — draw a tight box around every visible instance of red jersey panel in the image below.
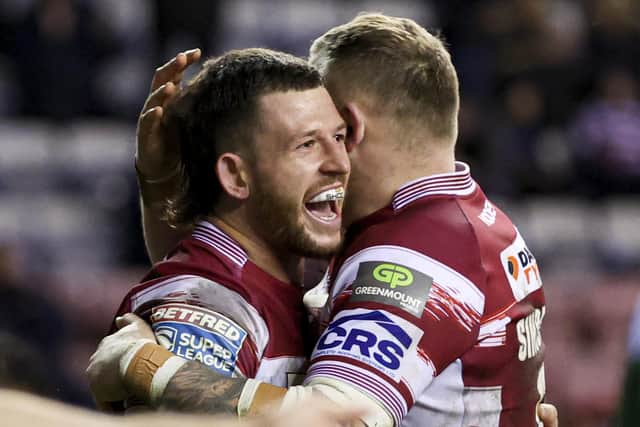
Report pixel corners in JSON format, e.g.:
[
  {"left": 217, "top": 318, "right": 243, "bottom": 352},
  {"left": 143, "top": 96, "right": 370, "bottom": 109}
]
[
  {"left": 305, "top": 162, "right": 546, "bottom": 426},
  {"left": 116, "top": 221, "right": 309, "bottom": 386}
]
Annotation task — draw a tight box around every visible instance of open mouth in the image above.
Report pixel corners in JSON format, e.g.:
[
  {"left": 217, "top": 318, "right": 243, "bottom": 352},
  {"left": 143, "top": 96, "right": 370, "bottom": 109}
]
[{"left": 304, "top": 186, "right": 344, "bottom": 222}]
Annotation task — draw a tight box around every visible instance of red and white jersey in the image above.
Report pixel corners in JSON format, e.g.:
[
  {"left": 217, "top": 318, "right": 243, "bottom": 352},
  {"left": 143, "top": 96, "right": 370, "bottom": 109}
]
[
  {"left": 305, "top": 162, "right": 546, "bottom": 426},
  {"left": 116, "top": 221, "right": 309, "bottom": 386}
]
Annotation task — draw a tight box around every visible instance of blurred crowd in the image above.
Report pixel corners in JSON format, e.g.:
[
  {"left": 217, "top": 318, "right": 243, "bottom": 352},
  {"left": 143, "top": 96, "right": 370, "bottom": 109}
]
[
  {"left": 0, "top": 1, "right": 639, "bottom": 426},
  {"left": 2, "top": 0, "right": 640, "bottom": 197}
]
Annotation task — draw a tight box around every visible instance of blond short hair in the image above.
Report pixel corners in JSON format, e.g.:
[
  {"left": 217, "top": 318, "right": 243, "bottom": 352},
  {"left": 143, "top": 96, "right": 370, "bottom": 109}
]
[{"left": 310, "top": 13, "right": 459, "bottom": 142}]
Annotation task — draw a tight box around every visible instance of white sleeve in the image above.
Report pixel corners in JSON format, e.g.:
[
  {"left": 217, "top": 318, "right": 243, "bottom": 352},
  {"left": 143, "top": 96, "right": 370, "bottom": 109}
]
[
  {"left": 280, "top": 378, "right": 394, "bottom": 427},
  {"left": 130, "top": 274, "right": 268, "bottom": 378}
]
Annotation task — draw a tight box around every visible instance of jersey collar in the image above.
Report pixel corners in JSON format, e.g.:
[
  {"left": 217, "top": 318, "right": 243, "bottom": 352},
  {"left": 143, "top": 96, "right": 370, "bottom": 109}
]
[
  {"left": 191, "top": 221, "right": 248, "bottom": 267},
  {"left": 391, "top": 161, "right": 476, "bottom": 211}
]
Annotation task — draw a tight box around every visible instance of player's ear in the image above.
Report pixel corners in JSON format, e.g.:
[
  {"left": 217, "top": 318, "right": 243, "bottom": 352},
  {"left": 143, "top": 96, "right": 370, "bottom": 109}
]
[
  {"left": 342, "top": 102, "right": 365, "bottom": 152},
  {"left": 216, "top": 153, "right": 250, "bottom": 200}
]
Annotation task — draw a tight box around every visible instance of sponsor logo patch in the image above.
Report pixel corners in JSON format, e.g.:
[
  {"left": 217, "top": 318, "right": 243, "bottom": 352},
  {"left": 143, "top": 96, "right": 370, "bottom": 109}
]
[
  {"left": 151, "top": 303, "right": 247, "bottom": 376},
  {"left": 313, "top": 309, "right": 423, "bottom": 381},
  {"left": 349, "top": 261, "right": 432, "bottom": 317},
  {"left": 500, "top": 231, "right": 542, "bottom": 301}
]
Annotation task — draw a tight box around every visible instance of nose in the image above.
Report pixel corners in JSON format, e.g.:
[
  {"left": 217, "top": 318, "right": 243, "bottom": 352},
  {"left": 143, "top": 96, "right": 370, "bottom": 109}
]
[{"left": 320, "top": 139, "right": 350, "bottom": 176}]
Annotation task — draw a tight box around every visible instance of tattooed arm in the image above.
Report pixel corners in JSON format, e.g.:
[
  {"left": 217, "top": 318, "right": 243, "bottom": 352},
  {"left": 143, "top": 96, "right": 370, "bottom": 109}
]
[
  {"left": 106, "top": 326, "right": 287, "bottom": 416},
  {"left": 88, "top": 314, "right": 276, "bottom": 415},
  {"left": 93, "top": 317, "right": 558, "bottom": 426},
  {"left": 158, "top": 361, "right": 248, "bottom": 414}
]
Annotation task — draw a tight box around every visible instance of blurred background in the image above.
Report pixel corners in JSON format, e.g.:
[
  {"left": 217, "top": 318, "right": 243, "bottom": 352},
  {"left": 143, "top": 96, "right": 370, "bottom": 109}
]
[{"left": 0, "top": 0, "right": 638, "bottom": 425}]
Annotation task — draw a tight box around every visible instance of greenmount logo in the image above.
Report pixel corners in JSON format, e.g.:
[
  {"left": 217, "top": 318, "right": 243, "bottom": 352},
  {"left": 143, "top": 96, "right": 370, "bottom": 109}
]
[
  {"left": 350, "top": 261, "right": 432, "bottom": 318},
  {"left": 372, "top": 263, "right": 414, "bottom": 289}
]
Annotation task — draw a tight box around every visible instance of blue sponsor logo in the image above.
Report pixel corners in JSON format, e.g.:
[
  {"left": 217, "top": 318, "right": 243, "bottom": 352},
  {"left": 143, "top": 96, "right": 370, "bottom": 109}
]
[
  {"left": 316, "top": 310, "right": 414, "bottom": 371},
  {"left": 151, "top": 304, "right": 248, "bottom": 377},
  {"left": 155, "top": 325, "right": 178, "bottom": 350}
]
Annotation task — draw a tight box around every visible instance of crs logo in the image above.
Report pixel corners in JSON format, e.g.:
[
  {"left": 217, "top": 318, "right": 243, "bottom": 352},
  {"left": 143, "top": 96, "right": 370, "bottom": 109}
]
[
  {"left": 314, "top": 309, "right": 423, "bottom": 379},
  {"left": 373, "top": 263, "right": 414, "bottom": 289}
]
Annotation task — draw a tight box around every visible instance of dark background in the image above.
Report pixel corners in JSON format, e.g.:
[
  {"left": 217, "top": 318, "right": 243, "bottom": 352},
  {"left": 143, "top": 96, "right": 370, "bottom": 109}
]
[{"left": 0, "top": 1, "right": 639, "bottom": 425}]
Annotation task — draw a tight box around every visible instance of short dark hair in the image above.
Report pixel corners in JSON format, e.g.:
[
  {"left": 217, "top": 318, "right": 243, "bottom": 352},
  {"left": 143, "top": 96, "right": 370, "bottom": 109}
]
[{"left": 164, "top": 48, "right": 323, "bottom": 227}]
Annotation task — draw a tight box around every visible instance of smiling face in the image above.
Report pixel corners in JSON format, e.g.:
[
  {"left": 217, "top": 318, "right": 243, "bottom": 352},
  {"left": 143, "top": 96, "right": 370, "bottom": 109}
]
[{"left": 246, "top": 87, "right": 350, "bottom": 258}]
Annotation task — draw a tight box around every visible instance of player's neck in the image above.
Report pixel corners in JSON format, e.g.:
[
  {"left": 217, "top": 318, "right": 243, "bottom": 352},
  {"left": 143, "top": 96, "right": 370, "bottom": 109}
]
[
  {"left": 345, "top": 145, "right": 456, "bottom": 225},
  {"left": 389, "top": 149, "right": 456, "bottom": 194},
  {"left": 206, "top": 215, "right": 304, "bottom": 285}
]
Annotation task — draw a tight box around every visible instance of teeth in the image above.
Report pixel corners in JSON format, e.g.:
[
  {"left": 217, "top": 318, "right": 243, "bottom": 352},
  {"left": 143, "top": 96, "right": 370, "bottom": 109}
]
[
  {"left": 319, "top": 212, "right": 337, "bottom": 221},
  {"left": 308, "top": 187, "right": 345, "bottom": 203}
]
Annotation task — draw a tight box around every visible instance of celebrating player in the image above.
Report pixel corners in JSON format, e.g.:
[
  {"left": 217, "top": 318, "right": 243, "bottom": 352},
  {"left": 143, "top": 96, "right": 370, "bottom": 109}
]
[
  {"left": 88, "top": 48, "right": 349, "bottom": 409},
  {"left": 89, "top": 13, "right": 557, "bottom": 427},
  {"left": 298, "top": 14, "right": 546, "bottom": 426}
]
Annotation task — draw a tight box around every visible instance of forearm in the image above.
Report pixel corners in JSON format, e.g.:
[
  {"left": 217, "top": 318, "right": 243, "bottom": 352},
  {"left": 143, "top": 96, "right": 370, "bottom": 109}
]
[
  {"left": 141, "top": 198, "right": 188, "bottom": 263},
  {"left": 157, "top": 360, "right": 248, "bottom": 414},
  {"left": 121, "top": 342, "right": 371, "bottom": 423},
  {"left": 2, "top": 389, "right": 113, "bottom": 427},
  {"left": 122, "top": 343, "right": 279, "bottom": 415},
  {"left": 1, "top": 389, "right": 248, "bottom": 427},
  {"left": 158, "top": 364, "right": 367, "bottom": 426},
  {"left": 137, "top": 174, "right": 188, "bottom": 263}
]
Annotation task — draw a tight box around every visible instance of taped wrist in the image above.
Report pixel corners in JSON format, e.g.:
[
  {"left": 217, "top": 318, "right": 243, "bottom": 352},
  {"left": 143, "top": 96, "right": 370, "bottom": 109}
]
[
  {"left": 237, "top": 379, "right": 288, "bottom": 418},
  {"left": 121, "top": 342, "right": 187, "bottom": 406},
  {"left": 135, "top": 161, "right": 181, "bottom": 208},
  {"left": 135, "top": 160, "right": 181, "bottom": 184}
]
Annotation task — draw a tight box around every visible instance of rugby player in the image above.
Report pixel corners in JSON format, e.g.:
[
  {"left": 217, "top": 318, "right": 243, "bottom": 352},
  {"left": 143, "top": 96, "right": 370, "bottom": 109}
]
[
  {"left": 90, "top": 14, "right": 558, "bottom": 427},
  {"left": 87, "top": 48, "right": 349, "bottom": 408}
]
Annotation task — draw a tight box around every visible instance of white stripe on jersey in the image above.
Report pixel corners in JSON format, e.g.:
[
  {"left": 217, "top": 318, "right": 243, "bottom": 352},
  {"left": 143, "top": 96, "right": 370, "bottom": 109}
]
[
  {"left": 402, "top": 359, "right": 464, "bottom": 426},
  {"left": 394, "top": 181, "right": 476, "bottom": 210},
  {"left": 404, "top": 359, "right": 504, "bottom": 427},
  {"left": 131, "top": 275, "right": 193, "bottom": 310},
  {"left": 255, "top": 355, "right": 307, "bottom": 387},
  {"left": 461, "top": 386, "right": 503, "bottom": 426},
  {"left": 192, "top": 221, "right": 248, "bottom": 267},
  {"left": 306, "top": 360, "right": 408, "bottom": 426},
  {"left": 477, "top": 316, "right": 511, "bottom": 348},
  {"left": 332, "top": 245, "right": 484, "bottom": 321},
  {"left": 392, "top": 162, "right": 476, "bottom": 211},
  {"left": 130, "top": 275, "right": 269, "bottom": 358}
]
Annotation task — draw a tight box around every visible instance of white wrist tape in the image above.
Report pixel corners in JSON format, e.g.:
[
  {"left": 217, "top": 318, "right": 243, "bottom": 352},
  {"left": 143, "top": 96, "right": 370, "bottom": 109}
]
[
  {"left": 119, "top": 339, "right": 155, "bottom": 379},
  {"left": 149, "top": 356, "right": 187, "bottom": 405},
  {"left": 237, "top": 378, "right": 263, "bottom": 417}
]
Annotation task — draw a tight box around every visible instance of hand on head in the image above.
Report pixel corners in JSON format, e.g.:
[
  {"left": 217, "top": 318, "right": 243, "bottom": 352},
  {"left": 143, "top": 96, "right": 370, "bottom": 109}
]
[{"left": 136, "top": 49, "right": 201, "bottom": 180}]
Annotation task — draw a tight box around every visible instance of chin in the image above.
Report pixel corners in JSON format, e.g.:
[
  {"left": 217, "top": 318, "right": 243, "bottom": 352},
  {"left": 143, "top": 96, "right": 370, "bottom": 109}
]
[
  {"left": 272, "top": 213, "right": 343, "bottom": 259},
  {"left": 303, "top": 231, "right": 343, "bottom": 258}
]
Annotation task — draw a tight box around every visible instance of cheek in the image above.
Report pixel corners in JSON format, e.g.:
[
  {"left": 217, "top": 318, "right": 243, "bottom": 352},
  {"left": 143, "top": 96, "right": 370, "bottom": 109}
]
[
  {"left": 276, "top": 164, "right": 314, "bottom": 190},
  {"left": 259, "top": 170, "right": 307, "bottom": 205},
  {"left": 347, "top": 163, "right": 365, "bottom": 187}
]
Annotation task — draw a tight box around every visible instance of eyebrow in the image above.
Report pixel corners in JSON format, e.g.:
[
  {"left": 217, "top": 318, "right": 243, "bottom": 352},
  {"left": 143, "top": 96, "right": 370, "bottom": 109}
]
[{"left": 299, "top": 122, "right": 347, "bottom": 138}]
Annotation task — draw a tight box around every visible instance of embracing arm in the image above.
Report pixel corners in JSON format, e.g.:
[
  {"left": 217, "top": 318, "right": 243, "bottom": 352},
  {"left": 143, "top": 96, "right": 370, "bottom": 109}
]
[
  {"left": 89, "top": 315, "right": 285, "bottom": 416},
  {"left": 158, "top": 360, "right": 248, "bottom": 414},
  {"left": 125, "top": 346, "right": 286, "bottom": 416},
  {"left": 89, "top": 314, "right": 558, "bottom": 425},
  {"left": 87, "top": 314, "right": 285, "bottom": 416},
  {"left": 135, "top": 49, "right": 201, "bottom": 262}
]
